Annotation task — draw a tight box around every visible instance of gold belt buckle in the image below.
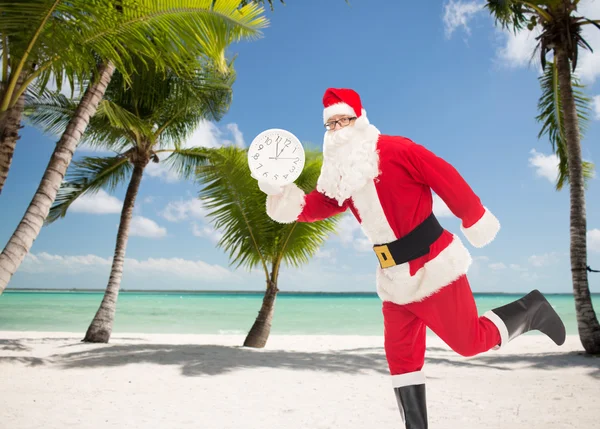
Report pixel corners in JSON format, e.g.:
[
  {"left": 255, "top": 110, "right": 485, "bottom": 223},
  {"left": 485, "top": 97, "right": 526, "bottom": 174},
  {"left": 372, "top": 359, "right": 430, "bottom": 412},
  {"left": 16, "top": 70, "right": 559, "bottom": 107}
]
[{"left": 374, "top": 244, "right": 396, "bottom": 268}]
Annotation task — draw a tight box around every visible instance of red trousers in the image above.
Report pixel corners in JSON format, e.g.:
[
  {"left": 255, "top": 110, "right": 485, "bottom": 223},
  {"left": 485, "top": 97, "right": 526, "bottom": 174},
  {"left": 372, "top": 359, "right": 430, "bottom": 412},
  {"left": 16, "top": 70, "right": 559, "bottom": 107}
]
[{"left": 382, "top": 274, "right": 501, "bottom": 376}]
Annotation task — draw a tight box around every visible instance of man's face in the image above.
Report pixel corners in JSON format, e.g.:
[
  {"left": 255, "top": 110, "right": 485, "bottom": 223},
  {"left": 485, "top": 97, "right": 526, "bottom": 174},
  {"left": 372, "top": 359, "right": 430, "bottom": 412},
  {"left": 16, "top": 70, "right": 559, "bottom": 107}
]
[{"left": 324, "top": 114, "right": 357, "bottom": 132}]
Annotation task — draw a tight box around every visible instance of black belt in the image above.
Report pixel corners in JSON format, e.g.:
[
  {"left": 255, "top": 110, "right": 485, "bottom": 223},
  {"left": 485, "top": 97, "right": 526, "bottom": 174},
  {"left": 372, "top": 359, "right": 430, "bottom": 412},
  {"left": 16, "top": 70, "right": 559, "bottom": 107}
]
[{"left": 373, "top": 213, "right": 443, "bottom": 269}]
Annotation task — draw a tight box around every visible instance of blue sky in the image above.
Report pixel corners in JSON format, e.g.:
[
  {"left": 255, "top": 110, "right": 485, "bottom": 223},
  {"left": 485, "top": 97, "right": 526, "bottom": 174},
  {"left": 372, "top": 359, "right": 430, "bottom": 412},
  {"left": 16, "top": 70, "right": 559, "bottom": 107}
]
[{"left": 2, "top": 0, "right": 600, "bottom": 294}]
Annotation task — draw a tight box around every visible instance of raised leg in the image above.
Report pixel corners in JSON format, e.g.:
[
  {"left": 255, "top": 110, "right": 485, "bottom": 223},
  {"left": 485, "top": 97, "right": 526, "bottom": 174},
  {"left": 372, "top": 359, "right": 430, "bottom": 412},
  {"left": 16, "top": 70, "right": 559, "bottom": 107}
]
[
  {"left": 483, "top": 289, "right": 566, "bottom": 349},
  {"left": 404, "top": 275, "right": 501, "bottom": 357}
]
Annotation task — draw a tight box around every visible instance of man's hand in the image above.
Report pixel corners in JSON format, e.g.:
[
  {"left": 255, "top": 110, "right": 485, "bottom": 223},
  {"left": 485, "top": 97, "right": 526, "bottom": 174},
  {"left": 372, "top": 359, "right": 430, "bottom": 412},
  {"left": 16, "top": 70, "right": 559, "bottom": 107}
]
[{"left": 258, "top": 181, "right": 283, "bottom": 195}]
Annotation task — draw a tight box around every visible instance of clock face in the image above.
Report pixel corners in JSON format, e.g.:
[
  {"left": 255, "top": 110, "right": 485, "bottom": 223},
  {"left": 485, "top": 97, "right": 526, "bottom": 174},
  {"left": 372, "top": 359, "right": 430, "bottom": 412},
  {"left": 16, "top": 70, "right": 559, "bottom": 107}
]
[{"left": 247, "top": 128, "right": 305, "bottom": 186}]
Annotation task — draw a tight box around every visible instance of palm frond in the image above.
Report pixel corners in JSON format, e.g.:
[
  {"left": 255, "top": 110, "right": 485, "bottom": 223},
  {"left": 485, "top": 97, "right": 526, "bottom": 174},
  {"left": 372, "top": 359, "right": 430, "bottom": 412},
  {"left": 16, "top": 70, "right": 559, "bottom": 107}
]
[
  {"left": 485, "top": 0, "right": 532, "bottom": 32},
  {"left": 2, "top": 1, "right": 268, "bottom": 109},
  {"left": 536, "top": 59, "right": 594, "bottom": 190},
  {"left": 240, "top": 0, "right": 285, "bottom": 12},
  {"left": 22, "top": 87, "right": 133, "bottom": 152},
  {"left": 47, "top": 154, "right": 132, "bottom": 224},
  {"left": 159, "top": 147, "right": 212, "bottom": 181},
  {"left": 275, "top": 150, "right": 341, "bottom": 268},
  {"left": 22, "top": 87, "right": 80, "bottom": 137},
  {"left": 97, "top": 99, "right": 154, "bottom": 139},
  {"left": 195, "top": 146, "right": 342, "bottom": 279},
  {"left": 195, "top": 146, "right": 272, "bottom": 274}
]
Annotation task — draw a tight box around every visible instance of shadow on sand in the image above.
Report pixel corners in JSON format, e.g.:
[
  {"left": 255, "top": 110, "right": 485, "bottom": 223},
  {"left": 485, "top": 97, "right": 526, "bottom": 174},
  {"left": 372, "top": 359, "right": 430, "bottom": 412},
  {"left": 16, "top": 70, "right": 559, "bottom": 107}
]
[{"left": 35, "top": 341, "right": 599, "bottom": 379}]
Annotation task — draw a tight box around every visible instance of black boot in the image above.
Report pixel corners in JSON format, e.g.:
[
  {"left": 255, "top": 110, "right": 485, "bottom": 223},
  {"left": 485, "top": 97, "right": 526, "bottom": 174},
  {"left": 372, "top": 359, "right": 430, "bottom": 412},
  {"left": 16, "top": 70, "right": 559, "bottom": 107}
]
[
  {"left": 393, "top": 384, "right": 428, "bottom": 429},
  {"left": 484, "top": 289, "right": 566, "bottom": 348}
]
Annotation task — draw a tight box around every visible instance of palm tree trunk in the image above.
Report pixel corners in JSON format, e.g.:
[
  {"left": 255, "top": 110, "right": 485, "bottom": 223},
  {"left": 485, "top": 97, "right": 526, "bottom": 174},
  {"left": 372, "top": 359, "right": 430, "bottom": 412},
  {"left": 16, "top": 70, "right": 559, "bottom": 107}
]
[
  {"left": 555, "top": 48, "right": 600, "bottom": 355},
  {"left": 0, "top": 62, "right": 115, "bottom": 294},
  {"left": 83, "top": 161, "right": 146, "bottom": 343},
  {"left": 243, "top": 276, "right": 279, "bottom": 348},
  {"left": 0, "top": 72, "right": 27, "bottom": 195}
]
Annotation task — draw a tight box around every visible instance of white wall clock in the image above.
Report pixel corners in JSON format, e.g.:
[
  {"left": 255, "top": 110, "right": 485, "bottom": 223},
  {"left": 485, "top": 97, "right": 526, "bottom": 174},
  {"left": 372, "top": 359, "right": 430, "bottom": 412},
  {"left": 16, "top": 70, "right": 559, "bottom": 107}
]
[{"left": 247, "top": 128, "right": 305, "bottom": 186}]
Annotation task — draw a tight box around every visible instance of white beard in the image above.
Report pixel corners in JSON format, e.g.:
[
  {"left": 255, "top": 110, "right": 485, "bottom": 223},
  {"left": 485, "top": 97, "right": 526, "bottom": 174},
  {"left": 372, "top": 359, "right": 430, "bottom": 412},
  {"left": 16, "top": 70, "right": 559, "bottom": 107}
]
[{"left": 316, "top": 113, "right": 381, "bottom": 206}]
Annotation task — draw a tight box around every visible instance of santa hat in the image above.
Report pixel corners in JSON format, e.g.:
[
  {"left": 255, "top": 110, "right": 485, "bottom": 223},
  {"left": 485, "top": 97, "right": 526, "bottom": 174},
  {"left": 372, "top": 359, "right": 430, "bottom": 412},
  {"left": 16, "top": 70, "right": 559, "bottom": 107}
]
[{"left": 322, "top": 88, "right": 365, "bottom": 123}]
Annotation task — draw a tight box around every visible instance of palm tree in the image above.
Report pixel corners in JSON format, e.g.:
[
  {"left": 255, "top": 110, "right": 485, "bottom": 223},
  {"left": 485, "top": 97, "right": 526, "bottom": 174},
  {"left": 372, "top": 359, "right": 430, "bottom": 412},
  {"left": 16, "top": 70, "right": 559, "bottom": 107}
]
[
  {"left": 485, "top": 0, "right": 600, "bottom": 354},
  {"left": 0, "top": 0, "right": 268, "bottom": 295},
  {"left": 23, "top": 59, "right": 235, "bottom": 343},
  {"left": 196, "top": 146, "right": 340, "bottom": 348},
  {"left": 0, "top": 0, "right": 263, "bottom": 194}
]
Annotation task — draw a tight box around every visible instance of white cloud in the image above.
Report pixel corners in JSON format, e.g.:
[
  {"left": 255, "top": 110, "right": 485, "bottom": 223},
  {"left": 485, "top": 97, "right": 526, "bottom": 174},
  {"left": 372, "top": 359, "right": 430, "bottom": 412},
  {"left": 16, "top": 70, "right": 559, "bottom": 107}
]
[
  {"left": 510, "top": 263, "right": 526, "bottom": 271},
  {"left": 315, "top": 248, "right": 336, "bottom": 263},
  {"left": 24, "top": 252, "right": 112, "bottom": 274},
  {"left": 70, "top": 189, "right": 122, "bottom": 215},
  {"left": 354, "top": 237, "right": 373, "bottom": 253},
  {"left": 180, "top": 119, "right": 245, "bottom": 149},
  {"left": 528, "top": 252, "right": 559, "bottom": 267},
  {"left": 144, "top": 120, "right": 245, "bottom": 183},
  {"left": 161, "top": 198, "right": 224, "bottom": 244},
  {"left": 491, "top": 0, "right": 600, "bottom": 80},
  {"left": 442, "top": 0, "right": 485, "bottom": 38},
  {"left": 574, "top": 0, "right": 600, "bottom": 84},
  {"left": 225, "top": 123, "right": 245, "bottom": 148},
  {"left": 22, "top": 252, "right": 237, "bottom": 281},
  {"left": 489, "top": 262, "right": 506, "bottom": 270},
  {"left": 334, "top": 214, "right": 361, "bottom": 245},
  {"left": 528, "top": 149, "right": 559, "bottom": 183},
  {"left": 593, "top": 95, "right": 600, "bottom": 120},
  {"left": 588, "top": 229, "right": 600, "bottom": 252},
  {"left": 192, "top": 222, "right": 223, "bottom": 243},
  {"left": 129, "top": 216, "right": 167, "bottom": 238},
  {"left": 331, "top": 213, "right": 373, "bottom": 253},
  {"left": 145, "top": 161, "right": 180, "bottom": 183},
  {"left": 443, "top": 0, "right": 600, "bottom": 84},
  {"left": 495, "top": 26, "right": 542, "bottom": 70},
  {"left": 161, "top": 198, "right": 209, "bottom": 222},
  {"left": 433, "top": 194, "right": 453, "bottom": 217}
]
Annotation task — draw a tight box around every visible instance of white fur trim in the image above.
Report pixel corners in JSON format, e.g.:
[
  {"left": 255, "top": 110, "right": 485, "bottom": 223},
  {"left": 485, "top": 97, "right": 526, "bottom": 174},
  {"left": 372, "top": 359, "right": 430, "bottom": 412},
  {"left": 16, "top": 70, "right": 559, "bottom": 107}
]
[
  {"left": 391, "top": 370, "right": 426, "bottom": 388},
  {"left": 350, "top": 180, "right": 396, "bottom": 244},
  {"left": 323, "top": 102, "right": 358, "bottom": 123},
  {"left": 376, "top": 234, "right": 473, "bottom": 305},
  {"left": 460, "top": 207, "right": 500, "bottom": 248},
  {"left": 349, "top": 179, "right": 472, "bottom": 305},
  {"left": 483, "top": 310, "right": 509, "bottom": 351},
  {"left": 265, "top": 183, "right": 305, "bottom": 224}
]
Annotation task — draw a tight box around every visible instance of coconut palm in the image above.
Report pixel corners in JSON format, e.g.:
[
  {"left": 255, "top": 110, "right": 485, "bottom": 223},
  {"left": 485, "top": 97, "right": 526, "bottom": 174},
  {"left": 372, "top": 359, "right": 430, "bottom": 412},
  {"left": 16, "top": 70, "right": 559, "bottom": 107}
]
[
  {"left": 23, "top": 58, "right": 235, "bottom": 342},
  {"left": 485, "top": 0, "right": 600, "bottom": 354},
  {"left": 0, "top": 0, "right": 268, "bottom": 294},
  {"left": 0, "top": 0, "right": 265, "bottom": 194},
  {"left": 195, "top": 146, "right": 340, "bottom": 348}
]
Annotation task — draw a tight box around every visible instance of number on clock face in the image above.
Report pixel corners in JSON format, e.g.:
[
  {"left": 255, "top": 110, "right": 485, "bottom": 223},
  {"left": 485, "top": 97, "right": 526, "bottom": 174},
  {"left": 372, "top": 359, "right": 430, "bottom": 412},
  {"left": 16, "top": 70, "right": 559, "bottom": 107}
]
[{"left": 248, "top": 130, "right": 305, "bottom": 185}]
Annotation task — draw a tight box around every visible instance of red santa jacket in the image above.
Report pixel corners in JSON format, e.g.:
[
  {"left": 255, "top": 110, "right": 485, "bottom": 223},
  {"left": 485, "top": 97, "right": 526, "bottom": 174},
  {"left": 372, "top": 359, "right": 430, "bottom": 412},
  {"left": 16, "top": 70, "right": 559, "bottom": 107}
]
[{"left": 266, "top": 135, "right": 500, "bottom": 305}]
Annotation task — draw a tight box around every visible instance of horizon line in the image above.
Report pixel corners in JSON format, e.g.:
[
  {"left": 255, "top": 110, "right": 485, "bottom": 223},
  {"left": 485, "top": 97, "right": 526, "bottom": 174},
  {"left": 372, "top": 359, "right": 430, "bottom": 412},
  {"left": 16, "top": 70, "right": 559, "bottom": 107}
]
[{"left": 4, "top": 288, "right": 590, "bottom": 296}]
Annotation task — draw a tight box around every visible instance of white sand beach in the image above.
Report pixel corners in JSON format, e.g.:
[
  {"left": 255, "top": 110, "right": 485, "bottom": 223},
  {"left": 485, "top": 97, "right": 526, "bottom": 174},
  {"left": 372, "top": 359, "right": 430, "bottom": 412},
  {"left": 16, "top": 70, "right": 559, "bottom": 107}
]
[{"left": 1, "top": 331, "right": 598, "bottom": 429}]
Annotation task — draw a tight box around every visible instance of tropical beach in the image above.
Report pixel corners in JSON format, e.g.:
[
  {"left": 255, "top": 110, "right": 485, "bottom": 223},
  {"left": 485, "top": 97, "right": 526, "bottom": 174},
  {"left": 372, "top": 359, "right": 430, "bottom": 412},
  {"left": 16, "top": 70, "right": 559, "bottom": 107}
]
[
  {"left": 2, "top": 331, "right": 599, "bottom": 429},
  {"left": 2, "top": 291, "right": 600, "bottom": 428},
  {"left": 2, "top": 1, "right": 600, "bottom": 429}
]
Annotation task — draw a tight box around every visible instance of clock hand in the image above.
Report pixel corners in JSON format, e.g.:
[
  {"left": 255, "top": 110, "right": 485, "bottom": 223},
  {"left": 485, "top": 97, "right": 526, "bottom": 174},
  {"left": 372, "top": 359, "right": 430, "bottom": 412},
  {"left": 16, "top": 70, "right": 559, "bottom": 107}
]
[{"left": 269, "top": 157, "right": 298, "bottom": 160}]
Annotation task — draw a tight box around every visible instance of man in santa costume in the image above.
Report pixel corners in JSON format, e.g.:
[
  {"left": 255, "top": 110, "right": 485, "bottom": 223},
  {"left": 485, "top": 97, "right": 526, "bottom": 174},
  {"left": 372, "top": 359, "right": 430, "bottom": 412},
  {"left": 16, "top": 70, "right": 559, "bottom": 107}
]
[{"left": 258, "top": 88, "right": 566, "bottom": 428}]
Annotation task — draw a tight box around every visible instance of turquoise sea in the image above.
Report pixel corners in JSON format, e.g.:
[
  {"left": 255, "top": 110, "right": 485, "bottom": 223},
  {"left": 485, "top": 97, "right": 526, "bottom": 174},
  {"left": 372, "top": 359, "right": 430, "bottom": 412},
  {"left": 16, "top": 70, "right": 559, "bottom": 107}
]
[{"left": 0, "top": 290, "right": 598, "bottom": 336}]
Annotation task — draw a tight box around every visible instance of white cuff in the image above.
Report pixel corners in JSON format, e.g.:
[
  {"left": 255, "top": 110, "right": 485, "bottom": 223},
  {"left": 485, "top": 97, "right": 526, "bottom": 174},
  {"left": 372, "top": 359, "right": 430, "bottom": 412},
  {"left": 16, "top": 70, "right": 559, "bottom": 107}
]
[
  {"left": 460, "top": 207, "right": 500, "bottom": 248},
  {"left": 266, "top": 183, "right": 305, "bottom": 224},
  {"left": 391, "top": 370, "right": 426, "bottom": 388},
  {"left": 483, "top": 310, "right": 509, "bottom": 350}
]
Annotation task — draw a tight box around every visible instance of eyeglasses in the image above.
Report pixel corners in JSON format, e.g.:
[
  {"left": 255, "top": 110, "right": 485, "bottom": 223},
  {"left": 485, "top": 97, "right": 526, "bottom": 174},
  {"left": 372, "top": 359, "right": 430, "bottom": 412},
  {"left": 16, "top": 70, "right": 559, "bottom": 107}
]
[{"left": 324, "top": 116, "right": 357, "bottom": 131}]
